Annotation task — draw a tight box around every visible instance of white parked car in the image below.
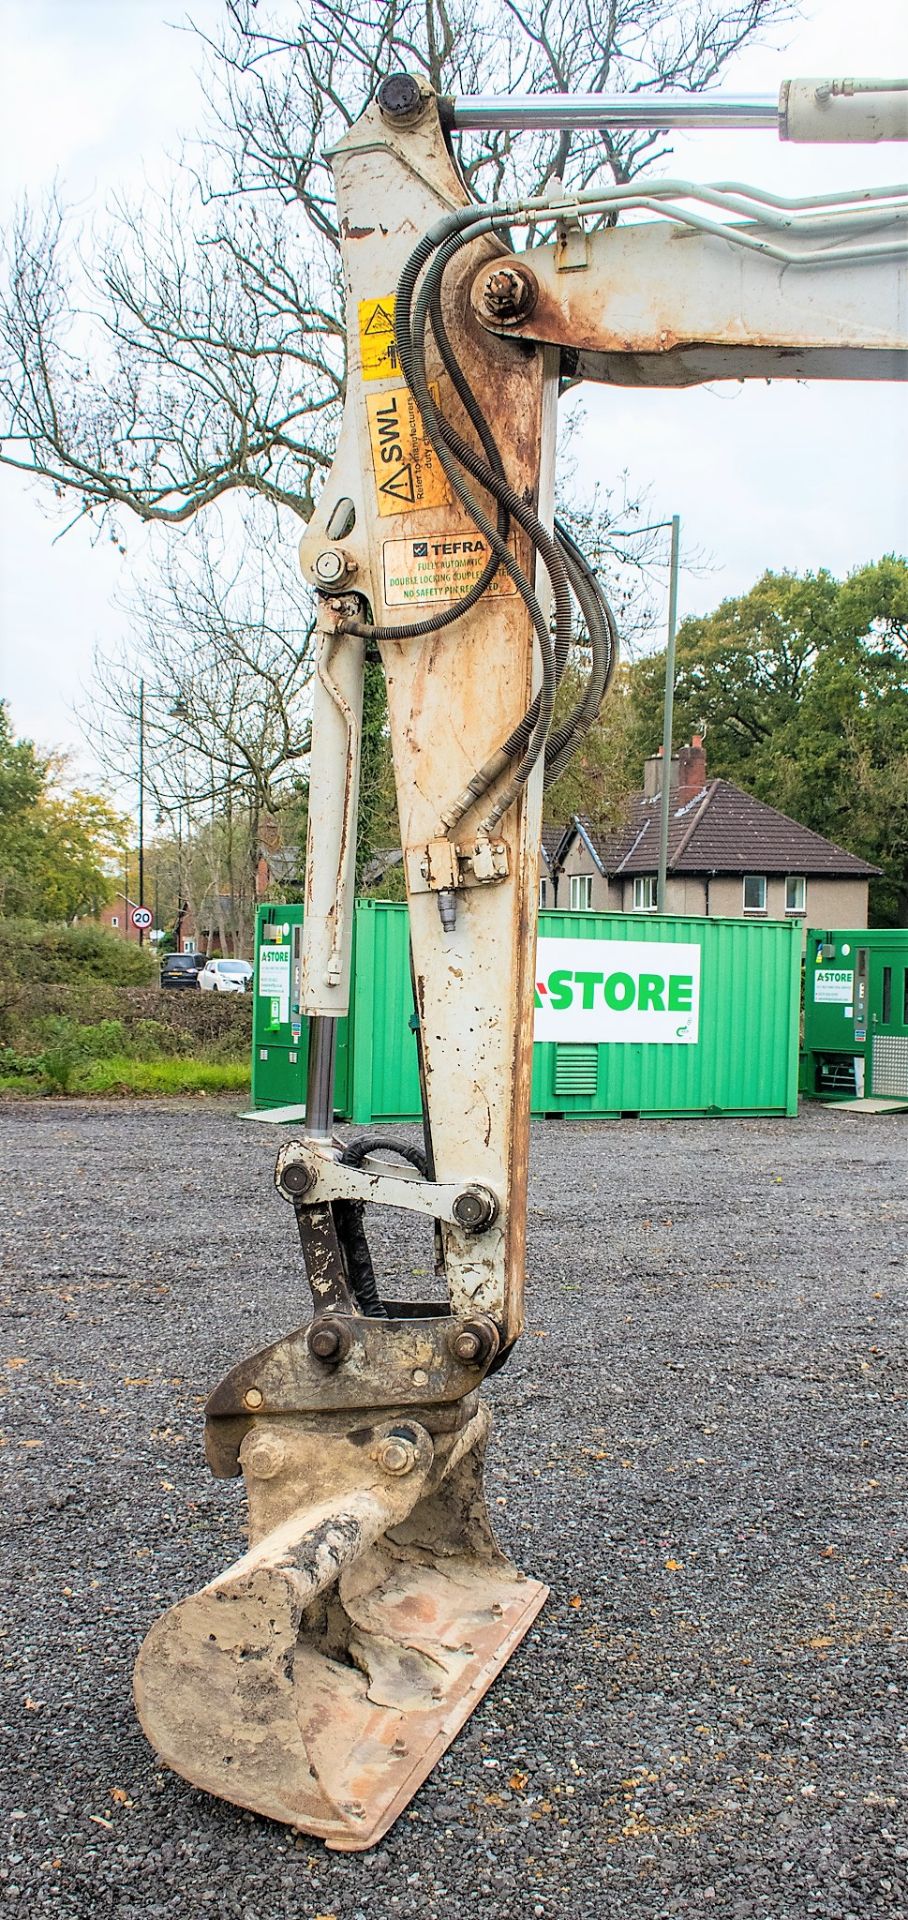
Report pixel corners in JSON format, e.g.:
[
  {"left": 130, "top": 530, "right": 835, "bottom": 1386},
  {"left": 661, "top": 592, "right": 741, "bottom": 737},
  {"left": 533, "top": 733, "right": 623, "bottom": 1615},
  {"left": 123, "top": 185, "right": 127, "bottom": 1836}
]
[{"left": 198, "top": 958, "right": 253, "bottom": 995}]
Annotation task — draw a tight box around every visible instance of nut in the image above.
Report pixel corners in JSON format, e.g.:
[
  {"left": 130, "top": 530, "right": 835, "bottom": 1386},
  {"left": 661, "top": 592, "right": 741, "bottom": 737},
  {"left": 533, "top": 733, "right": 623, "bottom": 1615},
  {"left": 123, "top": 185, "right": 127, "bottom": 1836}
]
[
  {"left": 241, "top": 1430, "right": 286, "bottom": 1480},
  {"left": 451, "top": 1326, "right": 484, "bottom": 1365},
  {"left": 449, "top": 1315, "right": 500, "bottom": 1369},
  {"left": 308, "top": 1317, "right": 354, "bottom": 1363},
  {"left": 374, "top": 1434, "right": 418, "bottom": 1477},
  {"left": 481, "top": 262, "right": 538, "bottom": 325}
]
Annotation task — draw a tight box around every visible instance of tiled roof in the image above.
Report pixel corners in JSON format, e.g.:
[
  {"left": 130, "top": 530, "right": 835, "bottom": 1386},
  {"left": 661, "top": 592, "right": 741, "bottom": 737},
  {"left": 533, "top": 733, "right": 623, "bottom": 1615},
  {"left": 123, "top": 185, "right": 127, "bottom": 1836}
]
[
  {"left": 541, "top": 825, "right": 565, "bottom": 868},
  {"left": 575, "top": 782, "right": 879, "bottom": 878},
  {"left": 261, "top": 844, "right": 303, "bottom": 881},
  {"left": 361, "top": 846, "right": 404, "bottom": 887}
]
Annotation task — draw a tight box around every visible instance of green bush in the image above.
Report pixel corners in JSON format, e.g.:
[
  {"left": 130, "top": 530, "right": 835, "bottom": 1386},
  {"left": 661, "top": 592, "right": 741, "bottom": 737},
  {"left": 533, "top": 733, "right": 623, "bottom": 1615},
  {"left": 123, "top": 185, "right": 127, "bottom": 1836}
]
[{"left": 0, "top": 918, "right": 157, "bottom": 986}]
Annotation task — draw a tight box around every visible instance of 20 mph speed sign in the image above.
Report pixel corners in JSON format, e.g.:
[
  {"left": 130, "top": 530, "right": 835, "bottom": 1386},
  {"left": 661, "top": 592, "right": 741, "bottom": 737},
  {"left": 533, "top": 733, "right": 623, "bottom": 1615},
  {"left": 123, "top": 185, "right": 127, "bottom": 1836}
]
[{"left": 131, "top": 907, "right": 153, "bottom": 930}]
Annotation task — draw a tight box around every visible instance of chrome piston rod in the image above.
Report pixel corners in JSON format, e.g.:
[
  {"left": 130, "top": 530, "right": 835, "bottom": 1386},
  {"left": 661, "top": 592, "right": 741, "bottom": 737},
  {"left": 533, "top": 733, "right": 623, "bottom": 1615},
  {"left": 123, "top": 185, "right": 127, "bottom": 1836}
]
[
  {"left": 449, "top": 91, "right": 778, "bottom": 132},
  {"left": 448, "top": 80, "right": 908, "bottom": 142}
]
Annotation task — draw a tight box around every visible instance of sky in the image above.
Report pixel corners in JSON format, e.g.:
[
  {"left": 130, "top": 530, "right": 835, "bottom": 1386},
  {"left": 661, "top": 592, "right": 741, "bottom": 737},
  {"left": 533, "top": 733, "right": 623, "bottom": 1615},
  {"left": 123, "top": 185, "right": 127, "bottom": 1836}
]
[{"left": 0, "top": 0, "right": 905, "bottom": 791}]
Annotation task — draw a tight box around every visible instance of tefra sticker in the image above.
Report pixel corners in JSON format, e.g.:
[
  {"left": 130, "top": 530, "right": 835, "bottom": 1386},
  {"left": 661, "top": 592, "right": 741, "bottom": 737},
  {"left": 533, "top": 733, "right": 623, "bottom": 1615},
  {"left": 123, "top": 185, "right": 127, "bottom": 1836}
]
[
  {"left": 358, "top": 296, "right": 400, "bottom": 381},
  {"left": 366, "top": 384, "right": 451, "bottom": 516},
  {"left": 382, "top": 531, "right": 518, "bottom": 605}
]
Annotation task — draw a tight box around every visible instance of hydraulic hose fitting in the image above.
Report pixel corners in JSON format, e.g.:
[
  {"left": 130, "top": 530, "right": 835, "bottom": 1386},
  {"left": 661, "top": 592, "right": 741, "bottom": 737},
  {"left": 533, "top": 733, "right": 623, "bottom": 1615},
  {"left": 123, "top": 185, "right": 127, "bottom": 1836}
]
[{"left": 437, "top": 888, "right": 457, "bottom": 932}]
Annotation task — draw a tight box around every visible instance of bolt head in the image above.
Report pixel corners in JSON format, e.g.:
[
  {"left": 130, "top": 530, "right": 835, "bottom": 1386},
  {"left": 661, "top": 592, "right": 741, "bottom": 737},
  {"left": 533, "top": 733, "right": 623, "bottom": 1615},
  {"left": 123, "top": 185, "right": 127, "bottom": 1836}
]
[
  {"left": 452, "top": 1327, "right": 483, "bottom": 1365},
  {"left": 374, "top": 1435, "right": 417, "bottom": 1476},
  {"left": 281, "top": 1159, "right": 314, "bottom": 1198},
  {"left": 308, "top": 1318, "right": 353, "bottom": 1363},
  {"left": 452, "top": 1185, "right": 498, "bottom": 1232},
  {"left": 241, "top": 1430, "right": 286, "bottom": 1480},
  {"left": 314, "top": 548, "right": 346, "bottom": 583},
  {"left": 377, "top": 72, "right": 423, "bottom": 121},
  {"left": 243, "top": 1386, "right": 264, "bottom": 1411}
]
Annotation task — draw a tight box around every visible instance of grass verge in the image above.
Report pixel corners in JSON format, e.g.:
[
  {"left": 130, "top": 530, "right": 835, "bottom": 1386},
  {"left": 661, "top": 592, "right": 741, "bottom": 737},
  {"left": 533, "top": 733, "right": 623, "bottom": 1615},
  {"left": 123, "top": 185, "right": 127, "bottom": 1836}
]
[{"left": 0, "top": 1057, "right": 250, "bottom": 1097}]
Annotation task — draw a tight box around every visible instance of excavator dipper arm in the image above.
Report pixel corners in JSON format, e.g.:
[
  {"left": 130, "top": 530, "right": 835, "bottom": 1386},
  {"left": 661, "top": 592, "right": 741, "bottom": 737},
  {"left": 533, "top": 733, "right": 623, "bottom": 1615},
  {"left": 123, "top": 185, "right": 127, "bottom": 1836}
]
[{"left": 134, "top": 70, "right": 907, "bottom": 1850}]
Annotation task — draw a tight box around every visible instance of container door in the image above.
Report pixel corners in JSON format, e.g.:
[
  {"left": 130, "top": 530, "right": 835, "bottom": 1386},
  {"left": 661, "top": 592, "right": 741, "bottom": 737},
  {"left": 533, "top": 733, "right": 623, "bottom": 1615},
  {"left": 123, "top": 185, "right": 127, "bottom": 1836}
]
[{"left": 868, "top": 945, "right": 908, "bottom": 1099}]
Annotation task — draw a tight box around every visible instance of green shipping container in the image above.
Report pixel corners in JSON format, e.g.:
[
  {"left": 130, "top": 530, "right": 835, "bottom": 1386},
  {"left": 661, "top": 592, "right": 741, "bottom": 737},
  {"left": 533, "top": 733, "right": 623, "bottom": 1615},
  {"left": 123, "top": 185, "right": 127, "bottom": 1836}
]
[
  {"left": 802, "top": 927, "right": 908, "bottom": 1102},
  {"left": 531, "top": 910, "right": 800, "bottom": 1117},
  {"left": 251, "top": 904, "right": 350, "bottom": 1113},
  {"left": 253, "top": 901, "right": 800, "bottom": 1122}
]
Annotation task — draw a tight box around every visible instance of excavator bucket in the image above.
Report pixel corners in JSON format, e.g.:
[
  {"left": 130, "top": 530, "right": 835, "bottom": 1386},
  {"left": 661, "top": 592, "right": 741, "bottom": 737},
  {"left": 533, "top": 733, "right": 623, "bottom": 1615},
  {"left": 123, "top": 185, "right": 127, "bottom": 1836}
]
[{"left": 134, "top": 1370, "right": 546, "bottom": 1850}]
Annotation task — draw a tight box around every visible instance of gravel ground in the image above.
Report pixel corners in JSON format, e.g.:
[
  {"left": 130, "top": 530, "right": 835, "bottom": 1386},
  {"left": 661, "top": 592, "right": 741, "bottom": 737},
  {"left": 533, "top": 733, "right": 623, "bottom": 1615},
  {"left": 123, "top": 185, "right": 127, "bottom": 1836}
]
[{"left": 1, "top": 1096, "right": 906, "bottom": 1920}]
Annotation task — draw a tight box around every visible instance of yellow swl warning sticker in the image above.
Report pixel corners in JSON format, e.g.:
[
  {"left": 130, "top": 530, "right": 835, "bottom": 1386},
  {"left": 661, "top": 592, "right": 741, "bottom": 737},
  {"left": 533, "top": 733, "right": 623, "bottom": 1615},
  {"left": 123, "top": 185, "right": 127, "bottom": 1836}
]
[
  {"left": 382, "top": 530, "right": 518, "bottom": 605},
  {"left": 366, "top": 384, "right": 451, "bottom": 517},
  {"left": 358, "top": 296, "right": 400, "bottom": 381}
]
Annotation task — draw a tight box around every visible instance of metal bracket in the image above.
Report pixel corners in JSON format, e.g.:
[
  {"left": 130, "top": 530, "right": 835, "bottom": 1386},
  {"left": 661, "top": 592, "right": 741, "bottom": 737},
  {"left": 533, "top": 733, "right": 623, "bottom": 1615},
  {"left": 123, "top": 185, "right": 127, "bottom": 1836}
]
[
  {"left": 275, "top": 1141, "right": 500, "bottom": 1233},
  {"left": 554, "top": 222, "right": 590, "bottom": 274},
  {"left": 405, "top": 837, "right": 510, "bottom": 896}
]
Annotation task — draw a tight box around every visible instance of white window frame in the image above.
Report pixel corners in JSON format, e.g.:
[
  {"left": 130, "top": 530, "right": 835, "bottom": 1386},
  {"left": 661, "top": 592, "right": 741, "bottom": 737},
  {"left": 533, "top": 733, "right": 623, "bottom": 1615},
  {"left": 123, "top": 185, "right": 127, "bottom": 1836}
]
[
  {"left": 539, "top": 876, "right": 547, "bottom": 909},
  {"left": 569, "top": 873, "right": 593, "bottom": 912},
  {"left": 743, "top": 874, "right": 767, "bottom": 914},
  {"left": 110, "top": 915, "right": 119, "bottom": 928},
  {"left": 632, "top": 876, "right": 657, "bottom": 913},
  {"left": 785, "top": 875, "right": 806, "bottom": 916},
  {"left": 182, "top": 937, "right": 196, "bottom": 954}
]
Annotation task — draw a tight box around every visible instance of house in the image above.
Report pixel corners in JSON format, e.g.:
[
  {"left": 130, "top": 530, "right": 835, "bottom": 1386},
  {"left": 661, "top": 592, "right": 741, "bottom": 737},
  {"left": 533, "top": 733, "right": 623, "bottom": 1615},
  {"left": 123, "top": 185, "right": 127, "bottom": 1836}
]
[
  {"left": 92, "top": 889, "right": 145, "bottom": 943},
  {"left": 255, "top": 843, "right": 304, "bottom": 899},
  {"left": 538, "top": 827, "right": 563, "bottom": 911},
  {"left": 553, "top": 737, "right": 878, "bottom": 933}
]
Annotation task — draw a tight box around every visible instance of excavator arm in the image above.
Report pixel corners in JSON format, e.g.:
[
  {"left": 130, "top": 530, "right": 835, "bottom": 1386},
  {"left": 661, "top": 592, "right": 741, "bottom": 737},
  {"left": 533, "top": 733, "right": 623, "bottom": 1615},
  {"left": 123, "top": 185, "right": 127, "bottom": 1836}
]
[{"left": 134, "top": 72, "right": 908, "bottom": 1850}]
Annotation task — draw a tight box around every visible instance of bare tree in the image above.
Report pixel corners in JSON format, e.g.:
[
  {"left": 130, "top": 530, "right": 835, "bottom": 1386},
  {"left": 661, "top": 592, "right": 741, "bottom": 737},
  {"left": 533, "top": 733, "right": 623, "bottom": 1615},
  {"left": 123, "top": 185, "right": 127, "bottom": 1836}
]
[
  {"left": 86, "top": 508, "right": 315, "bottom": 952},
  {"left": 3, "top": 0, "right": 793, "bottom": 880},
  {"left": 0, "top": 0, "right": 794, "bottom": 536}
]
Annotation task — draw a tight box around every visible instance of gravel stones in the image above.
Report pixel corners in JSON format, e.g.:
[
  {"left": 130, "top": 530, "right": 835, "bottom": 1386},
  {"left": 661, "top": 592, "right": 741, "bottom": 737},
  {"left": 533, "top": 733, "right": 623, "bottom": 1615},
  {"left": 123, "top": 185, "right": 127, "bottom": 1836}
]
[{"left": 0, "top": 1097, "right": 906, "bottom": 1918}]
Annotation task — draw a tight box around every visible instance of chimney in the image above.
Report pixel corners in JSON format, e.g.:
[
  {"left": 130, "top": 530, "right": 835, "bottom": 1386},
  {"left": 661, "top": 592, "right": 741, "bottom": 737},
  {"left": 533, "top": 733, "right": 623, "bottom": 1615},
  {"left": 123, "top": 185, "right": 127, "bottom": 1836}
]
[
  {"left": 643, "top": 745, "right": 680, "bottom": 798},
  {"left": 675, "top": 735, "right": 706, "bottom": 803},
  {"left": 259, "top": 812, "right": 282, "bottom": 855}
]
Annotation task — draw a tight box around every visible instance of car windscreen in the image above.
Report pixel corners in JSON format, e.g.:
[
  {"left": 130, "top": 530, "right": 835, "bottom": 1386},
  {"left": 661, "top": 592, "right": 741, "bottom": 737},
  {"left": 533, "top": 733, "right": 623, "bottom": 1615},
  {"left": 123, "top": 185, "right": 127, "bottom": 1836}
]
[
  {"left": 164, "top": 956, "right": 197, "bottom": 970},
  {"left": 219, "top": 962, "right": 249, "bottom": 974}
]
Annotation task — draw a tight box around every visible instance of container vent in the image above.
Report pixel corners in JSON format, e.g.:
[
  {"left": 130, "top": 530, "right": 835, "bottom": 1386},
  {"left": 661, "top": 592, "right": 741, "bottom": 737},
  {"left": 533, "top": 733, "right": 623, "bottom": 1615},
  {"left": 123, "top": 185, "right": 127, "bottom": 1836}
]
[
  {"left": 815, "top": 1054, "right": 857, "bottom": 1096},
  {"left": 871, "top": 1034, "right": 908, "bottom": 1098},
  {"left": 553, "top": 1044, "right": 599, "bottom": 1097}
]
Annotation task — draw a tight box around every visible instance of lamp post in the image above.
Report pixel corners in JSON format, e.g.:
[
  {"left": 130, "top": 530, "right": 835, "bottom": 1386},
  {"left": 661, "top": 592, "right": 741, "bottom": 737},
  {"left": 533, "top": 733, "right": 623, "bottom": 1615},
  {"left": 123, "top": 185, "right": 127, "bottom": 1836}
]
[
  {"left": 138, "top": 678, "right": 145, "bottom": 942},
  {"left": 137, "top": 682, "right": 188, "bottom": 947},
  {"left": 657, "top": 515, "right": 681, "bottom": 915}
]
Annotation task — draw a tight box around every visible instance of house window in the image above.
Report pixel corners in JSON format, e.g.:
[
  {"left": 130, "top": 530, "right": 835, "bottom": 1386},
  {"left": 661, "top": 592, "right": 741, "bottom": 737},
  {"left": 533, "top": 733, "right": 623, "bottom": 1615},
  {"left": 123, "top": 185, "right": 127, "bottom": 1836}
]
[
  {"left": 569, "top": 874, "right": 592, "bottom": 912},
  {"left": 110, "top": 915, "right": 119, "bottom": 928},
  {"left": 743, "top": 874, "right": 767, "bottom": 914},
  {"left": 633, "top": 876, "right": 657, "bottom": 913},
  {"left": 539, "top": 877, "right": 547, "bottom": 909},
  {"left": 182, "top": 937, "right": 196, "bottom": 954},
  {"left": 785, "top": 875, "right": 806, "bottom": 916}
]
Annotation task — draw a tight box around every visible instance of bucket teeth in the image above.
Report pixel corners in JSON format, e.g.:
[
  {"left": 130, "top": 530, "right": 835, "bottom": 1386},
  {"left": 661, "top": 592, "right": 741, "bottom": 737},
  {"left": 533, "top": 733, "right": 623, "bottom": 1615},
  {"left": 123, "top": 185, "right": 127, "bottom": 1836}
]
[{"left": 134, "top": 1402, "right": 547, "bottom": 1850}]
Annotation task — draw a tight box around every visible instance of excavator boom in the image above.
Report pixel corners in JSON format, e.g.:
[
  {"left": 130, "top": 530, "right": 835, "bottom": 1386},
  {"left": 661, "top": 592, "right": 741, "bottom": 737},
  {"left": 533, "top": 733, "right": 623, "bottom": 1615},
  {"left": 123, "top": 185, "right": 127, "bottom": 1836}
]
[{"left": 134, "top": 71, "right": 908, "bottom": 1849}]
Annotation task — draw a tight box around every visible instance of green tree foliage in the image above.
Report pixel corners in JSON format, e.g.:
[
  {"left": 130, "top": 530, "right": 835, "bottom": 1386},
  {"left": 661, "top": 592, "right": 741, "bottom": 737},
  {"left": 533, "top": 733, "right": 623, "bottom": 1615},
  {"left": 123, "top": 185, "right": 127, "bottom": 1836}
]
[
  {"left": 622, "top": 558, "right": 908, "bottom": 923},
  {"left": 543, "top": 660, "right": 641, "bottom": 833},
  {"left": 0, "top": 703, "right": 129, "bottom": 922}
]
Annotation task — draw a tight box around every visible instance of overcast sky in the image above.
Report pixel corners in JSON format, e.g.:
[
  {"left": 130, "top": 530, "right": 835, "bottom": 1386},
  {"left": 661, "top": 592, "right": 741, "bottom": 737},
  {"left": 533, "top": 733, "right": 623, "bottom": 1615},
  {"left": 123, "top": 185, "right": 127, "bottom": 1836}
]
[{"left": 0, "top": 0, "right": 905, "bottom": 790}]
